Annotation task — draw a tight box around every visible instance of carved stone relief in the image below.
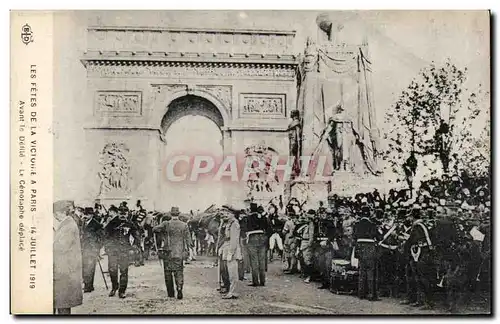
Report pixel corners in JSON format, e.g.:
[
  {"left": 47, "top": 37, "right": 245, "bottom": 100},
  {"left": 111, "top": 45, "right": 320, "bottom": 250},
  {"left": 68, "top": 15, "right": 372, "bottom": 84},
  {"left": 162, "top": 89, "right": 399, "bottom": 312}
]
[
  {"left": 240, "top": 93, "right": 286, "bottom": 118},
  {"left": 95, "top": 91, "right": 142, "bottom": 116},
  {"left": 98, "top": 142, "right": 132, "bottom": 196},
  {"left": 244, "top": 144, "right": 281, "bottom": 197}
]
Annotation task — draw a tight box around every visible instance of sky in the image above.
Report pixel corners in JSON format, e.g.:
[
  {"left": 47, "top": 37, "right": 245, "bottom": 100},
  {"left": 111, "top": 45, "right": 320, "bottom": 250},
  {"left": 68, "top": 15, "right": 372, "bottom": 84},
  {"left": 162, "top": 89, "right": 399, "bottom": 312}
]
[{"left": 53, "top": 10, "right": 490, "bottom": 203}]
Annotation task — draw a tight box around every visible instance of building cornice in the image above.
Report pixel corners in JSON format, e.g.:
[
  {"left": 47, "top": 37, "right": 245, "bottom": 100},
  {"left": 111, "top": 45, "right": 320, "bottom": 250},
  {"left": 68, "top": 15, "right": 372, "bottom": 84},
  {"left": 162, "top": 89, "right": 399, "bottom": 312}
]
[
  {"left": 87, "top": 25, "right": 297, "bottom": 36},
  {"left": 81, "top": 51, "right": 298, "bottom": 68}
]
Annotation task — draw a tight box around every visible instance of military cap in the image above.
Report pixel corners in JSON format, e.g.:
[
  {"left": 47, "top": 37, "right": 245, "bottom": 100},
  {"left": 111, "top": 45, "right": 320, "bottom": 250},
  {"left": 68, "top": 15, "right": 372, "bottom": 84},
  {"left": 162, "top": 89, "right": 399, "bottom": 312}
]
[
  {"left": 108, "top": 205, "right": 119, "bottom": 214},
  {"left": 118, "top": 205, "right": 129, "bottom": 214},
  {"left": 307, "top": 209, "right": 316, "bottom": 215},
  {"left": 360, "top": 205, "right": 371, "bottom": 216},
  {"left": 222, "top": 204, "right": 238, "bottom": 213}
]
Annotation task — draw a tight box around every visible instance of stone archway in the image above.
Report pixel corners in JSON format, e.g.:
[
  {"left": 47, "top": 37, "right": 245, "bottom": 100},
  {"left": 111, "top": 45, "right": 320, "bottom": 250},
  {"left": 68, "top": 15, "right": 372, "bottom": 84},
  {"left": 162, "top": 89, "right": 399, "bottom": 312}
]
[
  {"left": 159, "top": 94, "right": 228, "bottom": 212},
  {"left": 161, "top": 95, "right": 224, "bottom": 137}
]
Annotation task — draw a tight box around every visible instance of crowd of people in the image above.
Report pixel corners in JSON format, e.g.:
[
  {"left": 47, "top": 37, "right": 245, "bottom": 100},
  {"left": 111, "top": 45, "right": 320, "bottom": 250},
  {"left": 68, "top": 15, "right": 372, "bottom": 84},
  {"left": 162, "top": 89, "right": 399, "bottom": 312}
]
[
  {"left": 211, "top": 173, "right": 491, "bottom": 310},
  {"left": 52, "top": 173, "right": 491, "bottom": 314}
]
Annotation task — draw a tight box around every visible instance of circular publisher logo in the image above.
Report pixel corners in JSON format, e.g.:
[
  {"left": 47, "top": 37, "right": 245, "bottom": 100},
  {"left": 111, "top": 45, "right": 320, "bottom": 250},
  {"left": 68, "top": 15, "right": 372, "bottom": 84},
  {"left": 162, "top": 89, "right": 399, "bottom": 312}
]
[{"left": 21, "top": 24, "right": 33, "bottom": 45}]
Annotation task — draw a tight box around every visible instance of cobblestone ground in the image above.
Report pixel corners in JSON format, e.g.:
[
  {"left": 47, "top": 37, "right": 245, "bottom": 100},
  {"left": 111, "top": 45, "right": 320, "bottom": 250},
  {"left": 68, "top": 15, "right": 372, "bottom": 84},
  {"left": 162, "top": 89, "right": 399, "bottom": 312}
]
[{"left": 73, "top": 256, "right": 490, "bottom": 315}]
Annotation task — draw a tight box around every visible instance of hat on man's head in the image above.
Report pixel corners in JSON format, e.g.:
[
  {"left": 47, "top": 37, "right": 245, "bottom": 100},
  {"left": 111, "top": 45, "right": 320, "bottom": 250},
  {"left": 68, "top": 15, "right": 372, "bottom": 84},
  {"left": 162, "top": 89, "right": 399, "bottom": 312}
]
[
  {"left": 360, "top": 206, "right": 371, "bottom": 217},
  {"left": 170, "top": 206, "right": 180, "bottom": 216},
  {"left": 306, "top": 209, "right": 316, "bottom": 218},
  {"left": 108, "top": 205, "right": 119, "bottom": 214},
  {"left": 53, "top": 200, "right": 74, "bottom": 215},
  {"left": 222, "top": 204, "right": 238, "bottom": 214},
  {"left": 250, "top": 203, "right": 259, "bottom": 213}
]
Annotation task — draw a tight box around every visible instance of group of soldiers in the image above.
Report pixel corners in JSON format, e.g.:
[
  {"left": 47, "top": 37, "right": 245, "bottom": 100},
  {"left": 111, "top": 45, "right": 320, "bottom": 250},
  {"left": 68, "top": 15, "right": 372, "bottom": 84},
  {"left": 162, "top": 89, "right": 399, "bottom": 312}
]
[
  {"left": 237, "top": 173, "right": 490, "bottom": 312},
  {"left": 74, "top": 200, "right": 154, "bottom": 298},
  {"left": 74, "top": 199, "right": 197, "bottom": 300},
  {"left": 71, "top": 172, "right": 490, "bottom": 311}
]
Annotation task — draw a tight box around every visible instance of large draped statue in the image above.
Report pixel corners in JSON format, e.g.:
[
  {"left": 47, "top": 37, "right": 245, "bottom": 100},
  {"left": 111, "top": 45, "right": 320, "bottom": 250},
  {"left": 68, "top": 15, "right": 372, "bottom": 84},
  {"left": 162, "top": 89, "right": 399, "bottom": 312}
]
[{"left": 303, "top": 14, "right": 381, "bottom": 176}]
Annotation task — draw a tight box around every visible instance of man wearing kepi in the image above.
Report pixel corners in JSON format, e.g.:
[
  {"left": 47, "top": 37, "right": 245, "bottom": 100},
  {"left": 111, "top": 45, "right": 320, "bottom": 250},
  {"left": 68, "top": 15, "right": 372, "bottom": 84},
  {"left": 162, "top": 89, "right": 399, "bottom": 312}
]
[
  {"left": 53, "top": 200, "right": 83, "bottom": 315},
  {"left": 246, "top": 203, "right": 270, "bottom": 287},
  {"left": 153, "top": 207, "right": 192, "bottom": 300},
  {"left": 353, "top": 206, "right": 380, "bottom": 301},
  {"left": 103, "top": 205, "right": 141, "bottom": 299}
]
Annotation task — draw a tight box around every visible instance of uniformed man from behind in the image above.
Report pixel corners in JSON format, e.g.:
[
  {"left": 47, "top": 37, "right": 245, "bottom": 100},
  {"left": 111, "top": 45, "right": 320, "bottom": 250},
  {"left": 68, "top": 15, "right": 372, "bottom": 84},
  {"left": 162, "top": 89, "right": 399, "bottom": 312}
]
[
  {"left": 153, "top": 206, "right": 192, "bottom": 300},
  {"left": 404, "top": 204, "right": 435, "bottom": 309},
  {"left": 131, "top": 209, "right": 147, "bottom": 267},
  {"left": 317, "top": 208, "right": 337, "bottom": 289},
  {"left": 353, "top": 206, "right": 380, "bottom": 301},
  {"left": 81, "top": 207, "right": 103, "bottom": 293},
  {"left": 246, "top": 203, "right": 270, "bottom": 287},
  {"left": 103, "top": 205, "right": 141, "bottom": 298},
  {"left": 300, "top": 209, "right": 316, "bottom": 284},
  {"left": 238, "top": 209, "right": 249, "bottom": 281}
]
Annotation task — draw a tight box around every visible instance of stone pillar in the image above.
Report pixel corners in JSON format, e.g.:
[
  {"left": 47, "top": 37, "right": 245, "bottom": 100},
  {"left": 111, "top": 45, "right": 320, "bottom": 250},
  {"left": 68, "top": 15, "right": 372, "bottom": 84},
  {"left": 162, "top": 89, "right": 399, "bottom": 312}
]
[{"left": 221, "top": 128, "right": 236, "bottom": 206}]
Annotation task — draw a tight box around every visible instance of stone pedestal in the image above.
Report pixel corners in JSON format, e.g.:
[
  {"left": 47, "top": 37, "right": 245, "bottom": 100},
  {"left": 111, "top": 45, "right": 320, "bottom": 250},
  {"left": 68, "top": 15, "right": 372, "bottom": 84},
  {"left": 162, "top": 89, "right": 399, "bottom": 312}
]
[
  {"left": 328, "top": 171, "right": 386, "bottom": 198},
  {"left": 288, "top": 176, "right": 331, "bottom": 210}
]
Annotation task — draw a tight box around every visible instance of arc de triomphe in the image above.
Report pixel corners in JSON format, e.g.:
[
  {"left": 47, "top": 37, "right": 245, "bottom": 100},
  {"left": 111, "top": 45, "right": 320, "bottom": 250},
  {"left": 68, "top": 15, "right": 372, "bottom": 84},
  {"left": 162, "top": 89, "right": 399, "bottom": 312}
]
[{"left": 80, "top": 26, "right": 299, "bottom": 209}]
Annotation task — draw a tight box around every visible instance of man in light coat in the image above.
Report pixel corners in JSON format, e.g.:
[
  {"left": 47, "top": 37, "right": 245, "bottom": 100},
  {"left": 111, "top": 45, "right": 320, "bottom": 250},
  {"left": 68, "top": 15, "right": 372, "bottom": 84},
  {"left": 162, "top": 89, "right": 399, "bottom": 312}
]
[
  {"left": 220, "top": 205, "right": 242, "bottom": 299},
  {"left": 53, "top": 200, "right": 83, "bottom": 315},
  {"left": 153, "top": 207, "right": 192, "bottom": 300}
]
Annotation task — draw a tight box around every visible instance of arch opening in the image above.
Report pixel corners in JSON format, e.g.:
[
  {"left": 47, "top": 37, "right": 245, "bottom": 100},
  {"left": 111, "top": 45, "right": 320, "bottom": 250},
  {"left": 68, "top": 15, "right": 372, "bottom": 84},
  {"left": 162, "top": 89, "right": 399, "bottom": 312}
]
[
  {"left": 159, "top": 95, "right": 226, "bottom": 213},
  {"left": 161, "top": 95, "right": 224, "bottom": 135}
]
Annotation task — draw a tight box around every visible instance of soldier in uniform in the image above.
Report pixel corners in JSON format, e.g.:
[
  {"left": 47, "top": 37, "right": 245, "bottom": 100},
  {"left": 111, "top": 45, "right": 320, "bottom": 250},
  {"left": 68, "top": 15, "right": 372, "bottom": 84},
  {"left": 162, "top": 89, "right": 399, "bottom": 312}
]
[
  {"left": 300, "top": 209, "right": 316, "bottom": 284},
  {"left": 377, "top": 208, "right": 402, "bottom": 297},
  {"left": 142, "top": 211, "right": 155, "bottom": 261},
  {"left": 283, "top": 210, "right": 298, "bottom": 274},
  {"left": 353, "top": 206, "right": 380, "bottom": 301},
  {"left": 153, "top": 207, "right": 192, "bottom": 299},
  {"left": 103, "top": 205, "right": 141, "bottom": 298},
  {"left": 404, "top": 205, "right": 435, "bottom": 309},
  {"left": 238, "top": 209, "right": 250, "bottom": 281},
  {"left": 317, "top": 208, "right": 337, "bottom": 289},
  {"left": 246, "top": 203, "right": 270, "bottom": 287},
  {"left": 81, "top": 207, "right": 103, "bottom": 293},
  {"left": 131, "top": 209, "right": 147, "bottom": 266},
  {"left": 268, "top": 204, "right": 284, "bottom": 262}
]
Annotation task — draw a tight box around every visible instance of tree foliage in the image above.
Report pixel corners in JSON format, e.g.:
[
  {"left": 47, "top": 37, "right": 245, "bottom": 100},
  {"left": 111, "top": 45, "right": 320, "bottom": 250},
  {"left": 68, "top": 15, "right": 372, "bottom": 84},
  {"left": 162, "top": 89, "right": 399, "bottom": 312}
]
[
  {"left": 457, "top": 119, "right": 490, "bottom": 178},
  {"left": 383, "top": 60, "right": 488, "bottom": 184}
]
